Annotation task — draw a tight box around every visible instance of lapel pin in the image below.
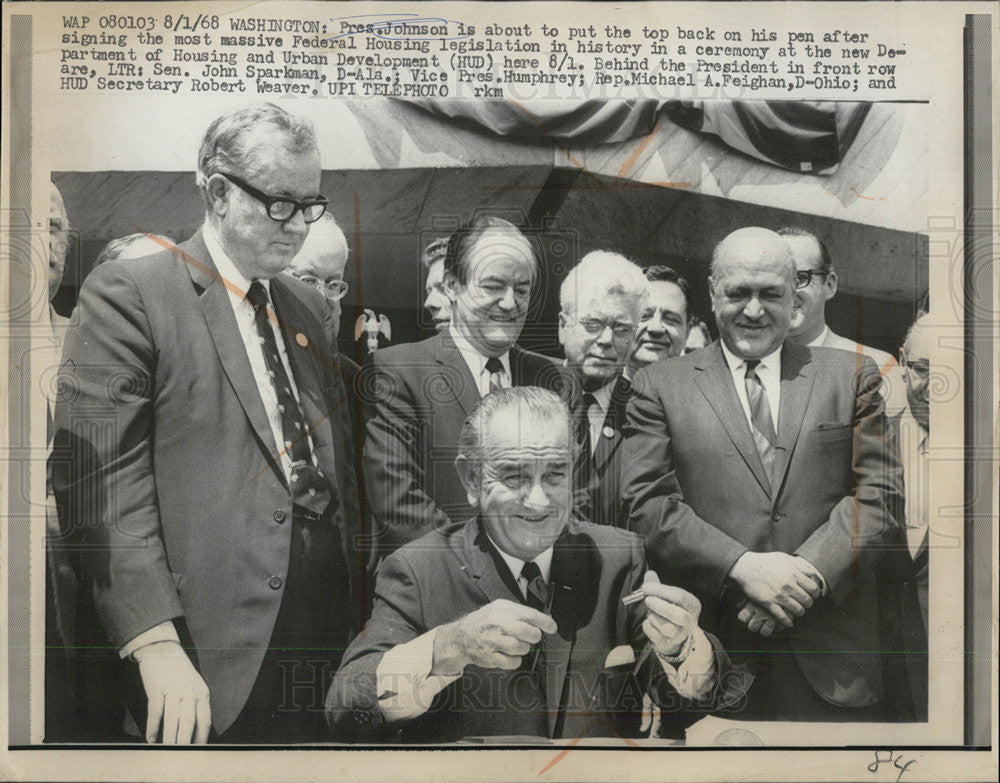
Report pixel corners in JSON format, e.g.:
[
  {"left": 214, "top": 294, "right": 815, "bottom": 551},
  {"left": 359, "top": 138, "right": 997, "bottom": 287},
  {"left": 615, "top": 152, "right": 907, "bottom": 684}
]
[
  {"left": 602, "top": 426, "right": 616, "bottom": 439},
  {"left": 295, "top": 333, "right": 308, "bottom": 348}
]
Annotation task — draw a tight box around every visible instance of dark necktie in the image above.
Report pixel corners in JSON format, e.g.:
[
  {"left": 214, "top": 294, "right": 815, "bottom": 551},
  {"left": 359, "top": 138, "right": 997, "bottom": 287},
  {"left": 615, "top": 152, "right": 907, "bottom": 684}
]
[
  {"left": 520, "top": 560, "right": 549, "bottom": 612},
  {"left": 246, "top": 281, "right": 331, "bottom": 517},
  {"left": 744, "top": 360, "right": 777, "bottom": 481},
  {"left": 485, "top": 356, "right": 504, "bottom": 394}
]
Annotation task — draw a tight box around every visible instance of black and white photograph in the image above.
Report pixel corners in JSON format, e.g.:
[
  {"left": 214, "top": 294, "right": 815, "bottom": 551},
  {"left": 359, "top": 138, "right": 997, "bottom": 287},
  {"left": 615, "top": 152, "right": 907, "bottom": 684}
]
[{"left": 2, "top": 2, "right": 994, "bottom": 781}]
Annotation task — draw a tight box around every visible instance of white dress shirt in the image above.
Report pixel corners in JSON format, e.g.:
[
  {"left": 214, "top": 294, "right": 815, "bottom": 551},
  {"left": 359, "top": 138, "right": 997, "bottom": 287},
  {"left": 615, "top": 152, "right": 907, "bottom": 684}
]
[
  {"left": 719, "top": 341, "right": 782, "bottom": 433},
  {"left": 450, "top": 325, "right": 510, "bottom": 396}
]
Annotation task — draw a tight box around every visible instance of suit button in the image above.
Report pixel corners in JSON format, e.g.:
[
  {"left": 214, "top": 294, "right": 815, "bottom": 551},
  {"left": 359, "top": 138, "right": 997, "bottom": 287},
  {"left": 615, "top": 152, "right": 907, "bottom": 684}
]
[
  {"left": 273, "top": 510, "right": 286, "bottom": 524},
  {"left": 268, "top": 575, "right": 283, "bottom": 590},
  {"left": 771, "top": 512, "right": 783, "bottom": 522}
]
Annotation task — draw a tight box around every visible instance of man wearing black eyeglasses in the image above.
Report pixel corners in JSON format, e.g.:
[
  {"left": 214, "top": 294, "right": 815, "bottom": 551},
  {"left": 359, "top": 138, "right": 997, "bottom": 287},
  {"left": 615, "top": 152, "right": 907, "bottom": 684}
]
[
  {"left": 52, "top": 103, "right": 362, "bottom": 744},
  {"left": 778, "top": 227, "right": 905, "bottom": 416}
]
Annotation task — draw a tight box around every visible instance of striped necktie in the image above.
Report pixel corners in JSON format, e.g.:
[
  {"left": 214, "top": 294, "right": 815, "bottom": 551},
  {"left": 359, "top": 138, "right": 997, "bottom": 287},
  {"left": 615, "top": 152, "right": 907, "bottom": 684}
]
[{"left": 744, "top": 359, "right": 777, "bottom": 482}]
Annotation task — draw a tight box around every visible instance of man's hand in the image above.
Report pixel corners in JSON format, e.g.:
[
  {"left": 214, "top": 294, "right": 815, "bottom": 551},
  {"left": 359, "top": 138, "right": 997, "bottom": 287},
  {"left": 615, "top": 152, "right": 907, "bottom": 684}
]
[
  {"left": 134, "top": 641, "right": 211, "bottom": 744},
  {"left": 431, "top": 599, "right": 557, "bottom": 676},
  {"left": 729, "top": 552, "right": 823, "bottom": 628},
  {"left": 641, "top": 570, "right": 702, "bottom": 658},
  {"left": 737, "top": 600, "right": 783, "bottom": 636}
]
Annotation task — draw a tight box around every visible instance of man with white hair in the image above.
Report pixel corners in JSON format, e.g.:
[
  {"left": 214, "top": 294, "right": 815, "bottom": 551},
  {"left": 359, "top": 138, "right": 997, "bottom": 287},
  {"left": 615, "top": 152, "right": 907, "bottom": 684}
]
[
  {"left": 288, "top": 213, "right": 351, "bottom": 340},
  {"left": 558, "top": 251, "right": 647, "bottom": 527},
  {"left": 53, "top": 103, "right": 361, "bottom": 743}
]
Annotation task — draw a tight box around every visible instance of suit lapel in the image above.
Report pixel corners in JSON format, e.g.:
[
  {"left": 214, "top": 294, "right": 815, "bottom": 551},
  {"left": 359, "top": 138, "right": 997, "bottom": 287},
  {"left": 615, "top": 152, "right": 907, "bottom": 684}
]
[
  {"left": 461, "top": 519, "right": 523, "bottom": 605},
  {"left": 772, "top": 342, "right": 815, "bottom": 496},
  {"left": 433, "top": 332, "right": 481, "bottom": 416},
  {"left": 693, "top": 343, "right": 772, "bottom": 499},
  {"left": 270, "top": 275, "right": 339, "bottom": 490},
  {"left": 184, "top": 231, "right": 283, "bottom": 485}
]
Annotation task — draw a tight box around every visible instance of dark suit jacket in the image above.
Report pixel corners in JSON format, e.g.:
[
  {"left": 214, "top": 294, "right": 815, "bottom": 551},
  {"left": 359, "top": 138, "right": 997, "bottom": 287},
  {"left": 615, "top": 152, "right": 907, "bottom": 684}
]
[
  {"left": 326, "top": 518, "right": 745, "bottom": 742},
  {"left": 576, "top": 375, "right": 632, "bottom": 528},
  {"left": 362, "top": 331, "right": 572, "bottom": 555},
  {"left": 51, "top": 229, "right": 362, "bottom": 734},
  {"left": 622, "top": 341, "right": 903, "bottom": 711}
]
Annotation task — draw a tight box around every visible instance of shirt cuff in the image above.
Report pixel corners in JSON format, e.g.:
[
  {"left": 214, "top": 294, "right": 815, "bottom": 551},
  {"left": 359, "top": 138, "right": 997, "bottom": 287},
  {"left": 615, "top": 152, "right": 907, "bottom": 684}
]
[
  {"left": 656, "top": 627, "right": 715, "bottom": 701},
  {"left": 375, "top": 627, "right": 462, "bottom": 722},
  {"left": 119, "top": 621, "right": 180, "bottom": 660}
]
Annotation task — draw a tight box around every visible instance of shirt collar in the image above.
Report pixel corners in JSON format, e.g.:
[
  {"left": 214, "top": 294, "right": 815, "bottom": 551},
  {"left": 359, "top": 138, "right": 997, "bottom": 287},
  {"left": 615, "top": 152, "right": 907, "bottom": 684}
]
[
  {"left": 203, "top": 220, "right": 270, "bottom": 306},
  {"left": 449, "top": 325, "right": 510, "bottom": 377},
  {"left": 589, "top": 377, "right": 617, "bottom": 414},
  {"left": 484, "top": 530, "right": 554, "bottom": 587},
  {"left": 806, "top": 325, "right": 830, "bottom": 349},
  {"left": 720, "top": 339, "right": 782, "bottom": 375}
]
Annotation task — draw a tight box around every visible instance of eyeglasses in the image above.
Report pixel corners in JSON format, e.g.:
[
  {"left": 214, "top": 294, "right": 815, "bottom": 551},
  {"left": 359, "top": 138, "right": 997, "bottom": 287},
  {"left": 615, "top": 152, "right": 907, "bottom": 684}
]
[
  {"left": 293, "top": 274, "right": 350, "bottom": 301},
  {"left": 219, "top": 172, "right": 328, "bottom": 224},
  {"left": 794, "top": 269, "right": 828, "bottom": 289},
  {"left": 576, "top": 317, "right": 636, "bottom": 340}
]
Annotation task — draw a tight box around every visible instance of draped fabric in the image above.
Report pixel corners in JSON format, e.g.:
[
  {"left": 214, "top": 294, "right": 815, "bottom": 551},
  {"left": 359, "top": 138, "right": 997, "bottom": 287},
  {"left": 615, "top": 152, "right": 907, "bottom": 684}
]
[{"left": 407, "top": 98, "right": 870, "bottom": 175}]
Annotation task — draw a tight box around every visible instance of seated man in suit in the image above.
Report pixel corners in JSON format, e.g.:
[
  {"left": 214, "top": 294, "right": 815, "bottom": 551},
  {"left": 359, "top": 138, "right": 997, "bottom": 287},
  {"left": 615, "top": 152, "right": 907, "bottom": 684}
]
[
  {"left": 778, "top": 226, "right": 905, "bottom": 415},
  {"left": 627, "top": 265, "right": 692, "bottom": 377},
  {"left": 558, "top": 251, "right": 647, "bottom": 527},
  {"left": 623, "top": 227, "right": 903, "bottom": 721},
  {"left": 363, "top": 215, "right": 571, "bottom": 556},
  {"left": 328, "top": 387, "right": 746, "bottom": 742}
]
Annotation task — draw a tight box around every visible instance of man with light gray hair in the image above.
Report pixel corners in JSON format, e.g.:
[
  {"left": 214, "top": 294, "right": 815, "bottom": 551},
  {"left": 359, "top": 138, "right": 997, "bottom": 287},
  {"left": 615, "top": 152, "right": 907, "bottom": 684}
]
[{"left": 558, "top": 250, "right": 647, "bottom": 527}]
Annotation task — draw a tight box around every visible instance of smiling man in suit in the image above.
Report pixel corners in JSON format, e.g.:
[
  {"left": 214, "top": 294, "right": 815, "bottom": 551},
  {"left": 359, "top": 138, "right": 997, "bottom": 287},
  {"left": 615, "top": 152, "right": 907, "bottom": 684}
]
[
  {"left": 52, "top": 103, "right": 361, "bottom": 744},
  {"left": 558, "top": 251, "right": 647, "bottom": 528},
  {"left": 362, "top": 215, "right": 572, "bottom": 557},
  {"left": 623, "top": 227, "right": 903, "bottom": 721},
  {"left": 328, "top": 387, "right": 743, "bottom": 742}
]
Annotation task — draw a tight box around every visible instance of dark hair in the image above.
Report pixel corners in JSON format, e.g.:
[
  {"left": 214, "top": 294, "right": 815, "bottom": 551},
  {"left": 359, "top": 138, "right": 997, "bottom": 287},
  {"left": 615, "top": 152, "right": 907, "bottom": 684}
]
[
  {"left": 777, "top": 227, "right": 833, "bottom": 274},
  {"left": 421, "top": 236, "right": 450, "bottom": 271},
  {"left": 443, "top": 215, "right": 535, "bottom": 285},
  {"left": 642, "top": 264, "right": 692, "bottom": 322}
]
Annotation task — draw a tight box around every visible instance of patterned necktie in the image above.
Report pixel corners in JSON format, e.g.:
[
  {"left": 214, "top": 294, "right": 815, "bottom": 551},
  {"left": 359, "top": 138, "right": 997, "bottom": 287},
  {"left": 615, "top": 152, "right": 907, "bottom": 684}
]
[
  {"left": 246, "top": 281, "right": 331, "bottom": 517},
  {"left": 520, "top": 560, "right": 549, "bottom": 613},
  {"left": 744, "top": 360, "right": 777, "bottom": 481},
  {"left": 485, "top": 356, "right": 504, "bottom": 394}
]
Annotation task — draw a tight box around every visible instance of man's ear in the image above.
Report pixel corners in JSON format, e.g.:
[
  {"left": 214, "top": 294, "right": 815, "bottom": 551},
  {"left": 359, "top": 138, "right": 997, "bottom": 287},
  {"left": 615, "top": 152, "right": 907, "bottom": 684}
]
[
  {"left": 205, "top": 175, "right": 230, "bottom": 218},
  {"left": 455, "top": 455, "right": 480, "bottom": 507},
  {"left": 557, "top": 311, "right": 569, "bottom": 347},
  {"left": 822, "top": 270, "right": 839, "bottom": 301}
]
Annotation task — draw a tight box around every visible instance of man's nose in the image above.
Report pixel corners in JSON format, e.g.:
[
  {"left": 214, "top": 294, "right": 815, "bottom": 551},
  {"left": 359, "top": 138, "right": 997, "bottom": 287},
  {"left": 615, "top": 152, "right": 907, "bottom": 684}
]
[
  {"left": 283, "top": 209, "right": 309, "bottom": 234},
  {"left": 497, "top": 287, "right": 518, "bottom": 310},
  {"left": 646, "top": 313, "right": 666, "bottom": 334},
  {"left": 523, "top": 477, "right": 551, "bottom": 509},
  {"left": 743, "top": 296, "right": 765, "bottom": 319},
  {"left": 594, "top": 325, "right": 614, "bottom": 346}
]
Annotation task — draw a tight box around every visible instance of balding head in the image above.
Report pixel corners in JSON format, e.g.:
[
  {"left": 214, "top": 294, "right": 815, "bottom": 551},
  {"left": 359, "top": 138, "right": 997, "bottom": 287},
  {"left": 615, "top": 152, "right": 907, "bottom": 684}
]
[
  {"left": 708, "top": 228, "right": 796, "bottom": 360},
  {"left": 289, "top": 213, "right": 350, "bottom": 335}
]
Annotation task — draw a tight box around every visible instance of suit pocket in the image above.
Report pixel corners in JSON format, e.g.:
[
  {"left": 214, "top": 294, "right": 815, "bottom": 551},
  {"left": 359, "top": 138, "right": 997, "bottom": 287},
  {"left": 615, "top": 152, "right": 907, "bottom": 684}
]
[{"left": 812, "top": 423, "right": 854, "bottom": 443}]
